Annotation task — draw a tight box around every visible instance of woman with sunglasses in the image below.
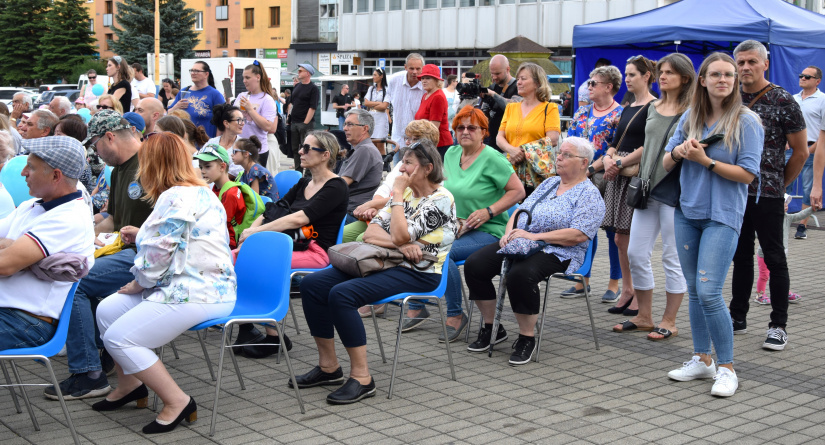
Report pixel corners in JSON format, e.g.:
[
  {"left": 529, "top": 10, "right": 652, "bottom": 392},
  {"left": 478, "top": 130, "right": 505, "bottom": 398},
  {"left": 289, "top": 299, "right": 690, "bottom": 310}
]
[
  {"left": 298, "top": 138, "right": 455, "bottom": 404},
  {"left": 106, "top": 56, "right": 133, "bottom": 113},
  {"left": 564, "top": 65, "right": 623, "bottom": 302},
  {"left": 233, "top": 61, "right": 279, "bottom": 168},
  {"left": 363, "top": 68, "right": 391, "bottom": 154},
  {"left": 401, "top": 105, "right": 524, "bottom": 342},
  {"left": 663, "top": 52, "right": 763, "bottom": 397},
  {"left": 235, "top": 131, "right": 349, "bottom": 359},
  {"left": 232, "top": 136, "right": 278, "bottom": 202},
  {"left": 81, "top": 69, "right": 99, "bottom": 108},
  {"left": 96, "top": 94, "right": 123, "bottom": 114},
  {"left": 169, "top": 61, "right": 225, "bottom": 138}
]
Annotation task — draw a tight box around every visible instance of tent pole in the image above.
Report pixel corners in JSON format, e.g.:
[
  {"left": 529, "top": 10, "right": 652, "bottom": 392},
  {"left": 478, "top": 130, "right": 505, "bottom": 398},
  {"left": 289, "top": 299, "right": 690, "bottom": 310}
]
[{"left": 571, "top": 49, "right": 576, "bottom": 118}]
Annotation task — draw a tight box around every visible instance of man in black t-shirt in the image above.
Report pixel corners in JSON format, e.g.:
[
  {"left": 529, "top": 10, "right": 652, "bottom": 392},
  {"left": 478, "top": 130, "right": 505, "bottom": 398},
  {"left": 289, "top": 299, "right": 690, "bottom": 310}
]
[
  {"left": 46, "top": 110, "right": 155, "bottom": 402},
  {"left": 479, "top": 55, "right": 520, "bottom": 152},
  {"left": 332, "top": 84, "right": 354, "bottom": 130},
  {"left": 288, "top": 64, "right": 320, "bottom": 173}
]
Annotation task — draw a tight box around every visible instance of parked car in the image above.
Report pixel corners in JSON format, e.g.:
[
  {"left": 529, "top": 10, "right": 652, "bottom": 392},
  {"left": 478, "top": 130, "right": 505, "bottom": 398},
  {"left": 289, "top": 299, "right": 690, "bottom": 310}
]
[
  {"left": 38, "top": 84, "right": 77, "bottom": 93},
  {"left": 34, "top": 89, "right": 81, "bottom": 109},
  {"left": 0, "top": 87, "right": 35, "bottom": 107}
]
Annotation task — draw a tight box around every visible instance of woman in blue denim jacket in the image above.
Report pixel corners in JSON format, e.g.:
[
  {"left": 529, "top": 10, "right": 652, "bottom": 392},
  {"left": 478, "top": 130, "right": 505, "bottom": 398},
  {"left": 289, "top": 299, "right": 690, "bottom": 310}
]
[{"left": 662, "top": 52, "right": 763, "bottom": 398}]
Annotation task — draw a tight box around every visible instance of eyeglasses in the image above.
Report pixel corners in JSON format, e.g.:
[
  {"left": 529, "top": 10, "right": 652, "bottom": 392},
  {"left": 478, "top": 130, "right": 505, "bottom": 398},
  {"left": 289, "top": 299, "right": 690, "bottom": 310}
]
[
  {"left": 587, "top": 80, "right": 607, "bottom": 88},
  {"left": 408, "top": 141, "right": 433, "bottom": 165},
  {"left": 455, "top": 125, "right": 480, "bottom": 133},
  {"left": 706, "top": 71, "right": 736, "bottom": 81},
  {"left": 627, "top": 55, "right": 645, "bottom": 63},
  {"left": 403, "top": 136, "right": 419, "bottom": 146},
  {"left": 800, "top": 74, "right": 819, "bottom": 80},
  {"left": 343, "top": 122, "right": 367, "bottom": 128},
  {"left": 189, "top": 69, "right": 207, "bottom": 74},
  {"left": 299, "top": 144, "right": 327, "bottom": 155},
  {"left": 88, "top": 76, "right": 97, "bottom": 80},
  {"left": 558, "top": 152, "right": 586, "bottom": 160},
  {"left": 229, "top": 118, "right": 247, "bottom": 125},
  {"left": 87, "top": 136, "right": 101, "bottom": 152},
  {"left": 143, "top": 131, "right": 159, "bottom": 141},
  {"left": 97, "top": 105, "right": 113, "bottom": 110},
  {"left": 231, "top": 148, "right": 248, "bottom": 154},
  {"left": 198, "top": 145, "right": 226, "bottom": 161}
]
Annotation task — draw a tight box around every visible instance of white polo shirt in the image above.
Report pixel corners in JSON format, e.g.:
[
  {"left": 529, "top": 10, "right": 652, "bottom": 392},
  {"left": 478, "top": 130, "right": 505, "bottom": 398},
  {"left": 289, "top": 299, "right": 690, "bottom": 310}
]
[
  {"left": 0, "top": 191, "right": 95, "bottom": 319},
  {"left": 793, "top": 89, "right": 825, "bottom": 143}
]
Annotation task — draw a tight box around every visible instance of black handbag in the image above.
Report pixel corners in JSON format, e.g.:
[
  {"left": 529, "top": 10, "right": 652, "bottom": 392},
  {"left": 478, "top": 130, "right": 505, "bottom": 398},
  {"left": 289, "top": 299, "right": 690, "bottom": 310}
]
[
  {"left": 262, "top": 199, "right": 312, "bottom": 251},
  {"left": 626, "top": 113, "right": 682, "bottom": 209}
]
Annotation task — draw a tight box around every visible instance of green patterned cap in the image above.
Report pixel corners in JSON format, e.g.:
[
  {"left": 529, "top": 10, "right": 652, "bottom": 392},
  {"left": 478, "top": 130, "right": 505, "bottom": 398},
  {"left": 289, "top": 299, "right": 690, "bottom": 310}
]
[{"left": 82, "top": 110, "right": 133, "bottom": 145}]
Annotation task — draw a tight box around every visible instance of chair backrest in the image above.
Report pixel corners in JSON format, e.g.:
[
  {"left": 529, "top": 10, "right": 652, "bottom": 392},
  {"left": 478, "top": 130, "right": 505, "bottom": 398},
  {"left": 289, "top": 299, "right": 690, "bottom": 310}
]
[
  {"left": 573, "top": 234, "right": 596, "bottom": 276},
  {"left": 104, "top": 165, "right": 113, "bottom": 188},
  {"left": 0, "top": 156, "right": 31, "bottom": 207},
  {"left": 507, "top": 204, "right": 519, "bottom": 217},
  {"left": 0, "top": 282, "right": 79, "bottom": 356},
  {"left": 274, "top": 170, "right": 302, "bottom": 198},
  {"left": 233, "top": 232, "right": 293, "bottom": 320},
  {"left": 336, "top": 217, "right": 346, "bottom": 245},
  {"left": 261, "top": 195, "right": 272, "bottom": 204}
]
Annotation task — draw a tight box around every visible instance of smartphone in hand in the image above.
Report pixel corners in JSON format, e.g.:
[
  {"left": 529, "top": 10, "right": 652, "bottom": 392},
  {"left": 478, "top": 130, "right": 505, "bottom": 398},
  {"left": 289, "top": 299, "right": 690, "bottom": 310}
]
[{"left": 699, "top": 133, "right": 724, "bottom": 146}]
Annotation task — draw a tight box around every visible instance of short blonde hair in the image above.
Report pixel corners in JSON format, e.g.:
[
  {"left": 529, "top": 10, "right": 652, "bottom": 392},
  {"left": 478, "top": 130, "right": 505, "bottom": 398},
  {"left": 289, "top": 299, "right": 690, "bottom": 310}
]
[
  {"left": 97, "top": 94, "right": 123, "bottom": 114},
  {"left": 516, "top": 62, "right": 552, "bottom": 103},
  {"left": 590, "top": 66, "right": 623, "bottom": 94},
  {"left": 307, "top": 131, "right": 340, "bottom": 170},
  {"left": 404, "top": 120, "right": 440, "bottom": 145}
]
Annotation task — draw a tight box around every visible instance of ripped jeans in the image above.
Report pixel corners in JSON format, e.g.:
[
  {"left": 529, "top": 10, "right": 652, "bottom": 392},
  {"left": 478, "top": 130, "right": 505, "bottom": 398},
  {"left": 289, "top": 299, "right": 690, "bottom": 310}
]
[{"left": 673, "top": 209, "right": 737, "bottom": 365}]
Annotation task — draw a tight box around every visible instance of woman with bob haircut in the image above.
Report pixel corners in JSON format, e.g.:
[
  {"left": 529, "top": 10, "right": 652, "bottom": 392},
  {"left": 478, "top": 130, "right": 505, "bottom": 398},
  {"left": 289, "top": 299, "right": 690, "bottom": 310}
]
[
  {"left": 663, "top": 52, "right": 763, "bottom": 398},
  {"left": 93, "top": 132, "right": 237, "bottom": 433}
]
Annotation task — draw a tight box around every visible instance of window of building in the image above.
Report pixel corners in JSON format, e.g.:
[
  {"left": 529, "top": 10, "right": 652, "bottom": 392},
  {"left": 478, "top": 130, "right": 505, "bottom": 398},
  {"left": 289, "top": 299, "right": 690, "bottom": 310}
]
[
  {"left": 270, "top": 7, "right": 280, "bottom": 27},
  {"left": 406, "top": 0, "right": 419, "bottom": 8},
  {"left": 105, "top": 33, "right": 113, "bottom": 50},
  {"left": 499, "top": 0, "right": 515, "bottom": 4},
  {"left": 343, "top": 0, "right": 353, "bottom": 13},
  {"left": 357, "top": 0, "right": 369, "bottom": 12},
  {"left": 236, "top": 49, "right": 256, "bottom": 57},
  {"left": 244, "top": 8, "right": 254, "bottom": 28},
  {"left": 442, "top": 0, "right": 456, "bottom": 6},
  {"left": 320, "top": 0, "right": 338, "bottom": 42},
  {"left": 89, "top": 19, "right": 94, "bottom": 33},
  {"left": 218, "top": 28, "right": 228, "bottom": 48},
  {"left": 195, "top": 11, "right": 203, "bottom": 30},
  {"left": 105, "top": 1, "right": 112, "bottom": 13},
  {"left": 423, "top": 0, "right": 437, "bottom": 8},
  {"left": 520, "top": 0, "right": 536, "bottom": 3},
  {"left": 389, "top": 0, "right": 402, "bottom": 11},
  {"left": 374, "top": 0, "right": 385, "bottom": 11},
  {"left": 217, "top": 0, "right": 228, "bottom": 20}
]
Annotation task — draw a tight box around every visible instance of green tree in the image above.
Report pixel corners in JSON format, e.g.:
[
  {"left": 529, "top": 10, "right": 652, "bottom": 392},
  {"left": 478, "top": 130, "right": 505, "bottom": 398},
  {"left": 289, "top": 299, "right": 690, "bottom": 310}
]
[
  {"left": 0, "top": 0, "right": 50, "bottom": 85},
  {"left": 111, "top": 0, "right": 199, "bottom": 79},
  {"left": 38, "top": 0, "right": 98, "bottom": 83}
]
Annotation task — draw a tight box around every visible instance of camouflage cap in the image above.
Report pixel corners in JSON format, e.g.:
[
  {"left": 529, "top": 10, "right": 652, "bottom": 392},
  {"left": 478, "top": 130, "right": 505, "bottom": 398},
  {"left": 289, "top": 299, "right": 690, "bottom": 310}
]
[{"left": 81, "top": 110, "right": 133, "bottom": 145}]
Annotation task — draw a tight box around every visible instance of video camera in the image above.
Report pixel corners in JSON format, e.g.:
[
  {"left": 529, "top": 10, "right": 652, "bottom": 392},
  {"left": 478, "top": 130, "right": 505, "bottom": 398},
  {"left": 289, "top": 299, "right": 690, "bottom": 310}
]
[{"left": 456, "top": 77, "right": 489, "bottom": 100}]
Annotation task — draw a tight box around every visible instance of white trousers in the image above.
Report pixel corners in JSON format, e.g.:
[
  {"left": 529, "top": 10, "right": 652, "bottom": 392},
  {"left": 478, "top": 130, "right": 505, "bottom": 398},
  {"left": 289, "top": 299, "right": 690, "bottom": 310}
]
[
  {"left": 96, "top": 293, "right": 233, "bottom": 375},
  {"left": 627, "top": 199, "right": 687, "bottom": 293}
]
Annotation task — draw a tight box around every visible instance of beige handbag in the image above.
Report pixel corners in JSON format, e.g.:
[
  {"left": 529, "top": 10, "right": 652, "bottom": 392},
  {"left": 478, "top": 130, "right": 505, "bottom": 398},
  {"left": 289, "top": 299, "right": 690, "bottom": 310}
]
[{"left": 328, "top": 242, "right": 437, "bottom": 278}]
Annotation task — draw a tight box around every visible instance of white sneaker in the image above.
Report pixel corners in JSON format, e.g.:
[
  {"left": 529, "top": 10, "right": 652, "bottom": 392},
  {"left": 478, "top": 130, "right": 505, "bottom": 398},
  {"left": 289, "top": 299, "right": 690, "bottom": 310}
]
[
  {"left": 667, "top": 356, "right": 716, "bottom": 381},
  {"left": 711, "top": 367, "right": 738, "bottom": 397}
]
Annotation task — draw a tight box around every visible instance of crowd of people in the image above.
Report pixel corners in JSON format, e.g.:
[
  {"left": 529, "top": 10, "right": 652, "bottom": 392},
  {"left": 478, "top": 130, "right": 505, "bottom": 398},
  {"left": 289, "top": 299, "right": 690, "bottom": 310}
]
[{"left": 0, "top": 40, "right": 823, "bottom": 436}]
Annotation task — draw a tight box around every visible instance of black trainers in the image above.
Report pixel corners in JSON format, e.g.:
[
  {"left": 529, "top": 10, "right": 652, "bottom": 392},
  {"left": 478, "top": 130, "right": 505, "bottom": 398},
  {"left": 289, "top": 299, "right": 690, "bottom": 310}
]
[
  {"left": 100, "top": 349, "right": 115, "bottom": 376},
  {"left": 795, "top": 224, "right": 807, "bottom": 240},
  {"left": 44, "top": 373, "right": 111, "bottom": 401},
  {"left": 732, "top": 318, "right": 747, "bottom": 335},
  {"left": 467, "top": 323, "right": 508, "bottom": 353},
  {"left": 509, "top": 335, "right": 536, "bottom": 366},
  {"left": 763, "top": 326, "right": 788, "bottom": 351}
]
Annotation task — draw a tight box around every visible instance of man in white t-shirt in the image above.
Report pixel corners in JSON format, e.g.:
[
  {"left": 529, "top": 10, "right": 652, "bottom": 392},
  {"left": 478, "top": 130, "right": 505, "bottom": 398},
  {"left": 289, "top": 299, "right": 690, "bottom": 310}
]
[
  {"left": 130, "top": 63, "right": 156, "bottom": 111},
  {"left": 0, "top": 136, "right": 95, "bottom": 350}
]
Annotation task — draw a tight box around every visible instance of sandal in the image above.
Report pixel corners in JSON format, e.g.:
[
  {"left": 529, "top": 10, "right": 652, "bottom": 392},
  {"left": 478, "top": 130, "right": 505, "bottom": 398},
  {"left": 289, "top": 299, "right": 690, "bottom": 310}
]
[
  {"left": 647, "top": 327, "right": 678, "bottom": 341},
  {"left": 612, "top": 319, "right": 654, "bottom": 332},
  {"left": 358, "top": 304, "right": 385, "bottom": 318}
]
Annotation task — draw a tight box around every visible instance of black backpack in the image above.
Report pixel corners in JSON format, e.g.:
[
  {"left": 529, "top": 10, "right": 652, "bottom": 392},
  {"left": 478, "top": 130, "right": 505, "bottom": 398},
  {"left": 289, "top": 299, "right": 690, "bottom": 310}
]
[{"left": 274, "top": 112, "right": 288, "bottom": 150}]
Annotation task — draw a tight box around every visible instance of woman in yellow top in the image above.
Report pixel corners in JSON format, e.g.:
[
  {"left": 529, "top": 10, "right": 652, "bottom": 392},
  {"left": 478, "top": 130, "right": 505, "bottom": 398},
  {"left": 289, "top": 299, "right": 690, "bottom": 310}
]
[{"left": 496, "top": 62, "right": 561, "bottom": 194}]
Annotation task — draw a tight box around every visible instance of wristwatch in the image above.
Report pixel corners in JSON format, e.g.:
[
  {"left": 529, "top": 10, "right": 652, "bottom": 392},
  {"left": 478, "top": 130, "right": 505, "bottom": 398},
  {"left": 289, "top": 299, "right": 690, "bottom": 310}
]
[
  {"left": 587, "top": 165, "right": 596, "bottom": 175},
  {"left": 390, "top": 201, "right": 404, "bottom": 207},
  {"left": 615, "top": 158, "right": 623, "bottom": 169},
  {"left": 707, "top": 160, "right": 717, "bottom": 171}
]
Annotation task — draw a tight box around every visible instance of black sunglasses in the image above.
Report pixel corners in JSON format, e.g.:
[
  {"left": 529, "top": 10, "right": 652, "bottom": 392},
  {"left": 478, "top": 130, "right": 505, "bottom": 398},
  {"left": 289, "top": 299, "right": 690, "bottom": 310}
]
[
  {"left": 97, "top": 105, "right": 113, "bottom": 110},
  {"left": 299, "top": 144, "right": 326, "bottom": 155},
  {"left": 800, "top": 74, "right": 819, "bottom": 80},
  {"left": 407, "top": 141, "right": 433, "bottom": 165},
  {"left": 88, "top": 76, "right": 97, "bottom": 80}
]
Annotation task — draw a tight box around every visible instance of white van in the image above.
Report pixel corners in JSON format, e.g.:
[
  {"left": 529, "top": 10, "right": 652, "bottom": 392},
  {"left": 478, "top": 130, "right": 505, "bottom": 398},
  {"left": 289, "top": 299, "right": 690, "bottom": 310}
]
[{"left": 77, "top": 75, "right": 111, "bottom": 92}]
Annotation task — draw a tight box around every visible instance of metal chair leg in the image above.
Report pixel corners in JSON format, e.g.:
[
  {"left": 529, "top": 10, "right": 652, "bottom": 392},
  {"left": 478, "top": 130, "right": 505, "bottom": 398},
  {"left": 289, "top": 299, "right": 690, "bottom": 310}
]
[
  {"left": 43, "top": 358, "right": 81, "bottom": 445},
  {"left": 535, "top": 279, "right": 553, "bottom": 363},
  {"left": 209, "top": 328, "right": 229, "bottom": 436},
  {"left": 152, "top": 345, "right": 165, "bottom": 412},
  {"left": 371, "top": 306, "right": 387, "bottom": 363},
  {"left": 435, "top": 298, "right": 456, "bottom": 381},
  {"left": 580, "top": 276, "right": 600, "bottom": 350},
  {"left": 224, "top": 325, "right": 246, "bottom": 390},
  {"left": 10, "top": 361, "right": 37, "bottom": 429},
  {"left": 169, "top": 341, "right": 180, "bottom": 359},
  {"left": 197, "top": 330, "right": 216, "bottom": 381},
  {"left": 460, "top": 274, "right": 473, "bottom": 343},
  {"left": 287, "top": 299, "right": 301, "bottom": 335},
  {"left": 1, "top": 361, "right": 22, "bottom": 413},
  {"left": 273, "top": 322, "right": 304, "bottom": 414},
  {"left": 387, "top": 299, "right": 406, "bottom": 399},
  {"left": 489, "top": 259, "right": 510, "bottom": 357}
]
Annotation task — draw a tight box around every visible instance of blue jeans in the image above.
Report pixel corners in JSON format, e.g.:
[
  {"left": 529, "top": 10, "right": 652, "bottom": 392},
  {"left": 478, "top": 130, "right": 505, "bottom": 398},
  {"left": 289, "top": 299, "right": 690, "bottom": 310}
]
[
  {"left": 786, "top": 148, "right": 814, "bottom": 205},
  {"left": 674, "top": 209, "right": 737, "bottom": 365},
  {"left": 66, "top": 249, "right": 137, "bottom": 373},
  {"left": 0, "top": 308, "right": 57, "bottom": 350},
  {"left": 583, "top": 230, "right": 621, "bottom": 280},
  {"left": 338, "top": 115, "right": 345, "bottom": 131},
  {"left": 408, "top": 230, "right": 498, "bottom": 317}
]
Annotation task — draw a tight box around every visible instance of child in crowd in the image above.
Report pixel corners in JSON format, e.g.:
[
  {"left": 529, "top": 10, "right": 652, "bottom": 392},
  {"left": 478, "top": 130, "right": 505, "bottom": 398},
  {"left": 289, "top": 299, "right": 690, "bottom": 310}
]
[
  {"left": 755, "top": 194, "right": 815, "bottom": 304},
  {"left": 231, "top": 135, "right": 279, "bottom": 202},
  {"left": 195, "top": 143, "right": 247, "bottom": 249}
]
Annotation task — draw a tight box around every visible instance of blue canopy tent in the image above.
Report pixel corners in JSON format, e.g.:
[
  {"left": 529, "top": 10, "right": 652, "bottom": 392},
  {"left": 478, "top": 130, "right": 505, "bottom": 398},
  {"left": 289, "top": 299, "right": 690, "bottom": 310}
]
[{"left": 572, "top": 0, "right": 825, "bottom": 210}]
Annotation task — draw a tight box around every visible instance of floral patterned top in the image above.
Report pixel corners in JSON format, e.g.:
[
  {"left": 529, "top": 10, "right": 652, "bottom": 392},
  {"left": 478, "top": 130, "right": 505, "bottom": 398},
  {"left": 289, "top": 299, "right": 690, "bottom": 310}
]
[
  {"left": 239, "top": 163, "right": 279, "bottom": 202},
  {"left": 132, "top": 185, "right": 237, "bottom": 305},
  {"left": 506, "top": 177, "right": 604, "bottom": 274},
  {"left": 91, "top": 171, "right": 109, "bottom": 212},
  {"left": 371, "top": 186, "right": 457, "bottom": 274},
  {"left": 566, "top": 104, "right": 624, "bottom": 160}
]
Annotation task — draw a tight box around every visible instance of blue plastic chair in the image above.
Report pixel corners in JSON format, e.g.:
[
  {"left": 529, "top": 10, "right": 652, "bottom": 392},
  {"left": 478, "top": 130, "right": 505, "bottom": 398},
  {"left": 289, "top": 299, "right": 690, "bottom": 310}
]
[
  {"left": 536, "top": 235, "right": 599, "bottom": 362},
  {"left": 188, "top": 232, "right": 305, "bottom": 436},
  {"left": 274, "top": 170, "right": 302, "bottom": 198},
  {"left": 103, "top": 165, "right": 113, "bottom": 188},
  {"left": 0, "top": 282, "right": 81, "bottom": 445},
  {"left": 367, "top": 255, "right": 456, "bottom": 399},
  {"left": 261, "top": 195, "right": 272, "bottom": 204},
  {"left": 0, "top": 156, "right": 31, "bottom": 207}
]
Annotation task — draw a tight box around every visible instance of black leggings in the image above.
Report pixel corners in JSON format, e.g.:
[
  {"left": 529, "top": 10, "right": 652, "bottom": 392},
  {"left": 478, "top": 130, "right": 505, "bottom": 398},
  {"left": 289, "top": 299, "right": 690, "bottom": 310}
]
[{"left": 464, "top": 242, "right": 570, "bottom": 315}]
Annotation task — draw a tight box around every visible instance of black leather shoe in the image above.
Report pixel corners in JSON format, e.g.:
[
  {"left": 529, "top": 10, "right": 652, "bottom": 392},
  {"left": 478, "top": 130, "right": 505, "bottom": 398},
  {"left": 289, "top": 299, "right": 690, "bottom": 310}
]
[
  {"left": 326, "top": 377, "right": 376, "bottom": 405},
  {"left": 142, "top": 397, "right": 197, "bottom": 434},
  {"left": 232, "top": 325, "right": 266, "bottom": 355},
  {"left": 241, "top": 334, "right": 293, "bottom": 359},
  {"left": 92, "top": 384, "right": 149, "bottom": 412},
  {"left": 288, "top": 366, "right": 345, "bottom": 388}
]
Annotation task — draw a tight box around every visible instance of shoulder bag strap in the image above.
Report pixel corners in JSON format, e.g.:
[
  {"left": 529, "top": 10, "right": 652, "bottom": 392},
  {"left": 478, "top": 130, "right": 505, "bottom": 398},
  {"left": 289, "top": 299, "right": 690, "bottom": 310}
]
[
  {"left": 612, "top": 102, "right": 647, "bottom": 153},
  {"left": 747, "top": 84, "right": 775, "bottom": 109},
  {"left": 646, "top": 113, "right": 683, "bottom": 180}
]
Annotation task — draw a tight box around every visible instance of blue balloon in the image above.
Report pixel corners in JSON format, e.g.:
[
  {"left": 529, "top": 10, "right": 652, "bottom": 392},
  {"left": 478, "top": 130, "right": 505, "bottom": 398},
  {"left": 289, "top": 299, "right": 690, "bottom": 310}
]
[
  {"left": 77, "top": 108, "right": 91, "bottom": 123},
  {"left": 92, "top": 83, "right": 105, "bottom": 97},
  {"left": 0, "top": 156, "right": 31, "bottom": 207}
]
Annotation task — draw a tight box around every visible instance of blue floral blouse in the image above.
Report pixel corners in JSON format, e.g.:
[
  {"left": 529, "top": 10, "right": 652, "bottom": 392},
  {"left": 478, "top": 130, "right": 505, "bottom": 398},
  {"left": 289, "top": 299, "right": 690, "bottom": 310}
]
[
  {"left": 132, "top": 186, "right": 237, "bottom": 304},
  {"left": 507, "top": 176, "right": 605, "bottom": 274},
  {"left": 239, "top": 163, "right": 278, "bottom": 202},
  {"left": 566, "top": 104, "right": 623, "bottom": 160}
]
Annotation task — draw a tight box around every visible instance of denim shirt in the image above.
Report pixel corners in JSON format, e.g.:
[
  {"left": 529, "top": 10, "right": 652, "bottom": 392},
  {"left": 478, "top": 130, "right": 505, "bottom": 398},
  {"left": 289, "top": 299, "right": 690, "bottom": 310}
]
[{"left": 665, "top": 110, "right": 764, "bottom": 234}]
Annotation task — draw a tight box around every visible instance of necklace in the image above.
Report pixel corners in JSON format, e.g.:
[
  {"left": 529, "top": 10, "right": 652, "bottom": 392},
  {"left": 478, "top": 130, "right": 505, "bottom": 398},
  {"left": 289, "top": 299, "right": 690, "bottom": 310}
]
[
  {"left": 459, "top": 147, "right": 482, "bottom": 168},
  {"left": 593, "top": 100, "right": 615, "bottom": 112}
]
